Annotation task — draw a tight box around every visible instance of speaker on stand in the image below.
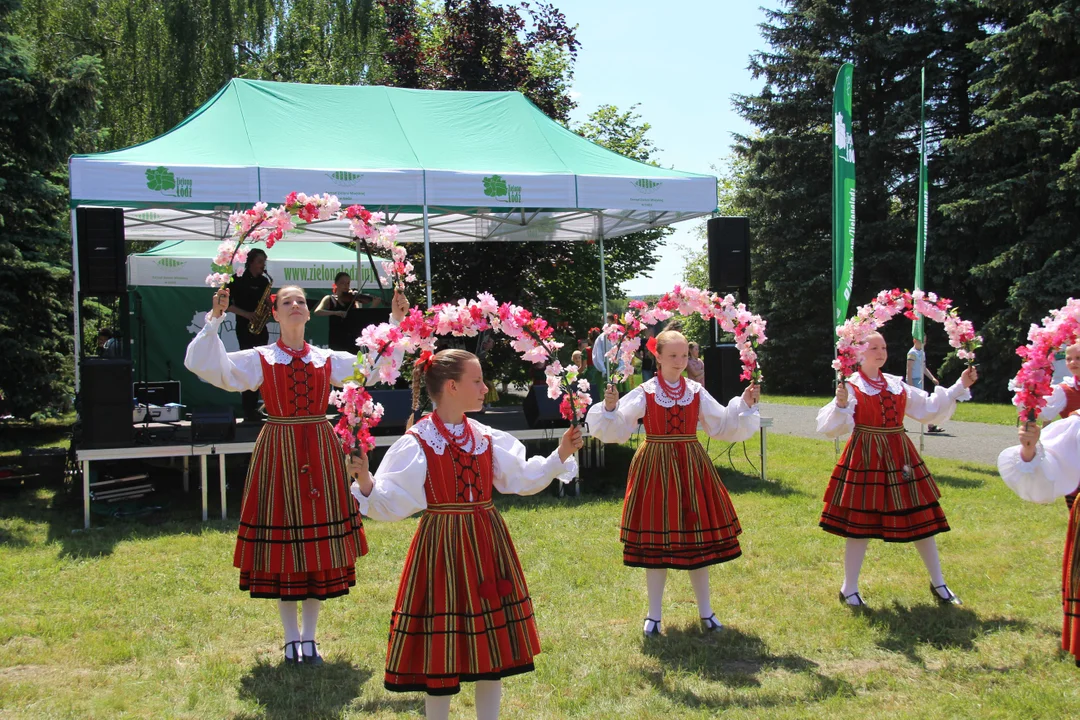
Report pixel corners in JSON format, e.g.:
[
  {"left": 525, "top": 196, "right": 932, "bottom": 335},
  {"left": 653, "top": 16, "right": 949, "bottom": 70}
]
[
  {"left": 77, "top": 207, "right": 127, "bottom": 295},
  {"left": 79, "top": 358, "right": 134, "bottom": 447},
  {"left": 706, "top": 216, "right": 750, "bottom": 302},
  {"left": 706, "top": 217, "right": 753, "bottom": 396}
]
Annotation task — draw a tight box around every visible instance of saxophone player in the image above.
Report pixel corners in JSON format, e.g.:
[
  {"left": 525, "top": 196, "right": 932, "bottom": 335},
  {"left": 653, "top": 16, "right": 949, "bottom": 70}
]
[{"left": 226, "top": 248, "right": 272, "bottom": 421}]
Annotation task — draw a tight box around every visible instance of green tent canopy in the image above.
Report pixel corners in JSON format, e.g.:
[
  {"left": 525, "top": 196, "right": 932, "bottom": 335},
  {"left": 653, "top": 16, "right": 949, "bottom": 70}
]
[{"left": 70, "top": 79, "right": 717, "bottom": 245}]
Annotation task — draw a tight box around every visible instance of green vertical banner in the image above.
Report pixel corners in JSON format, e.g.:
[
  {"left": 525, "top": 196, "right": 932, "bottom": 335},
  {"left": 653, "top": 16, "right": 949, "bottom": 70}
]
[
  {"left": 832, "top": 63, "right": 855, "bottom": 334},
  {"left": 913, "top": 66, "right": 928, "bottom": 342}
]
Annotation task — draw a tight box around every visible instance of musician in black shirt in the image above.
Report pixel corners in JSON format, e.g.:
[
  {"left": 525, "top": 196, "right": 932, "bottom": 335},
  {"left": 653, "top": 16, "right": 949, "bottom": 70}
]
[
  {"left": 226, "top": 248, "right": 271, "bottom": 420},
  {"left": 314, "top": 272, "right": 382, "bottom": 351}
]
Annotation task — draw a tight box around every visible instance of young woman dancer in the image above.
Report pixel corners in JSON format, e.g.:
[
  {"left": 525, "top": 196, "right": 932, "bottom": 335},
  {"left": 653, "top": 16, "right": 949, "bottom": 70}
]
[
  {"left": 185, "top": 285, "right": 407, "bottom": 664},
  {"left": 351, "top": 349, "right": 582, "bottom": 720},
  {"left": 585, "top": 329, "right": 760, "bottom": 635},
  {"left": 817, "top": 332, "right": 977, "bottom": 607},
  {"left": 1029, "top": 342, "right": 1080, "bottom": 508},
  {"left": 1000, "top": 415, "right": 1080, "bottom": 665}
]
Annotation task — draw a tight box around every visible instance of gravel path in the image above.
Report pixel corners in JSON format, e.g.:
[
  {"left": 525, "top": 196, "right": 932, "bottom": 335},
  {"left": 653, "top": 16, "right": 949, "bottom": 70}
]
[{"left": 759, "top": 402, "right": 1018, "bottom": 467}]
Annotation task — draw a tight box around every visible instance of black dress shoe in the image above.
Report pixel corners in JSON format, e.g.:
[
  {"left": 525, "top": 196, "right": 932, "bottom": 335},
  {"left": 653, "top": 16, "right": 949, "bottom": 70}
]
[
  {"left": 931, "top": 583, "right": 962, "bottom": 605},
  {"left": 301, "top": 640, "right": 324, "bottom": 666},
  {"left": 643, "top": 617, "right": 661, "bottom": 637},
  {"left": 838, "top": 590, "right": 867, "bottom": 607},
  {"left": 700, "top": 614, "right": 724, "bottom": 632},
  {"left": 283, "top": 640, "right": 303, "bottom": 665}
]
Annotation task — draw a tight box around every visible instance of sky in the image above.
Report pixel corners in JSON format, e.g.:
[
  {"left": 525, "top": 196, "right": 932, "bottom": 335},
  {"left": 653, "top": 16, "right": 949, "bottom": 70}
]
[{"left": 562, "top": 0, "right": 780, "bottom": 296}]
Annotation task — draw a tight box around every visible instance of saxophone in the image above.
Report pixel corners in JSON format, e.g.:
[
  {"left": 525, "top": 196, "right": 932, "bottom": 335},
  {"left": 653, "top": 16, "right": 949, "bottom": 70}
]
[{"left": 247, "top": 273, "right": 274, "bottom": 334}]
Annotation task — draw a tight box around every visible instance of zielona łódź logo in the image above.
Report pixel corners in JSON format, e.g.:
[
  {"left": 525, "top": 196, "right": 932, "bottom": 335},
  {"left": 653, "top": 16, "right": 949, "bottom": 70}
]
[
  {"left": 327, "top": 171, "right": 365, "bottom": 186},
  {"left": 631, "top": 179, "right": 663, "bottom": 195},
  {"left": 145, "top": 166, "right": 193, "bottom": 198},
  {"left": 483, "top": 175, "right": 522, "bottom": 204}
]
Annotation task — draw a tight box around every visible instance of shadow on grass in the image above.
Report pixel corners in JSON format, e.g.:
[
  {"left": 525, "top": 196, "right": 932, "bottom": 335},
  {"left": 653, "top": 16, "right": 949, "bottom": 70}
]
[
  {"left": 930, "top": 472, "right": 985, "bottom": 490},
  {"left": 236, "top": 659, "right": 408, "bottom": 719},
  {"left": 641, "top": 625, "right": 853, "bottom": 708},
  {"left": 862, "top": 601, "right": 1031, "bottom": 665},
  {"left": 721, "top": 468, "right": 807, "bottom": 498}
]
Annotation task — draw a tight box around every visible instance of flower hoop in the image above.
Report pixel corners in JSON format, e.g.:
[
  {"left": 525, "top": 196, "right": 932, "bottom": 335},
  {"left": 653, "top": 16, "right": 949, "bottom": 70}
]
[
  {"left": 1011, "top": 298, "right": 1080, "bottom": 421},
  {"left": 833, "top": 289, "right": 981, "bottom": 378},
  {"left": 207, "top": 192, "right": 408, "bottom": 289},
  {"left": 329, "top": 293, "right": 591, "bottom": 455},
  {"left": 600, "top": 284, "right": 768, "bottom": 387}
]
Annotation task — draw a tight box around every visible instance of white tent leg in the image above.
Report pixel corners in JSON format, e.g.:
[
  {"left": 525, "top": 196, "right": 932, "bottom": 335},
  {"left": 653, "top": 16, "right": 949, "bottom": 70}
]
[
  {"left": 598, "top": 212, "right": 608, "bottom": 322},
  {"left": 423, "top": 204, "right": 433, "bottom": 308}
]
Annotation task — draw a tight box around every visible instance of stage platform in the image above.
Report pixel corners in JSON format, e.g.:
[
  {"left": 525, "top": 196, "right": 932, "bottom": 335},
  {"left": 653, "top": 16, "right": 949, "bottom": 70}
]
[{"left": 76, "top": 406, "right": 772, "bottom": 529}]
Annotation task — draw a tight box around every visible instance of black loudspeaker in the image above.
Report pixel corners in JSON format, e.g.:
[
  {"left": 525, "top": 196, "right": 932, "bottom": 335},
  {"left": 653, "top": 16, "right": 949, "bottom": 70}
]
[
  {"left": 80, "top": 358, "right": 134, "bottom": 447},
  {"left": 707, "top": 216, "right": 750, "bottom": 291},
  {"left": 77, "top": 207, "right": 126, "bottom": 294},
  {"left": 703, "top": 344, "right": 746, "bottom": 404},
  {"left": 192, "top": 407, "right": 236, "bottom": 442},
  {"left": 523, "top": 386, "right": 571, "bottom": 429},
  {"left": 368, "top": 389, "right": 415, "bottom": 433}
]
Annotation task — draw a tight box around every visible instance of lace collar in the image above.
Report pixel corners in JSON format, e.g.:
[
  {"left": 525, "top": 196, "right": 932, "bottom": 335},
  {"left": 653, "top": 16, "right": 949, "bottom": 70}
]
[
  {"left": 641, "top": 376, "right": 701, "bottom": 407},
  {"left": 255, "top": 343, "right": 330, "bottom": 368},
  {"left": 410, "top": 416, "right": 491, "bottom": 456},
  {"left": 848, "top": 372, "right": 905, "bottom": 397},
  {"left": 1063, "top": 376, "right": 1079, "bottom": 391}
]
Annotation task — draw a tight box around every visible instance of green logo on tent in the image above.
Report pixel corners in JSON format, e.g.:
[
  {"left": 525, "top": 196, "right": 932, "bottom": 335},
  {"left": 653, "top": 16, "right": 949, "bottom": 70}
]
[
  {"left": 631, "top": 179, "right": 663, "bottom": 194},
  {"left": 327, "top": 171, "right": 365, "bottom": 186},
  {"left": 155, "top": 258, "right": 184, "bottom": 268},
  {"left": 133, "top": 211, "right": 162, "bottom": 222},
  {"left": 483, "top": 174, "right": 522, "bottom": 204},
  {"left": 145, "top": 166, "right": 193, "bottom": 198}
]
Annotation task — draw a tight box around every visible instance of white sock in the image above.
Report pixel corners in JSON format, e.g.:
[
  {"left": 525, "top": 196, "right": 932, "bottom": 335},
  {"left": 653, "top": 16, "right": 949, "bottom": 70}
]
[
  {"left": 688, "top": 567, "right": 714, "bottom": 619},
  {"left": 645, "top": 568, "right": 667, "bottom": 629},
  {"left": 425, "top": 694, "right": 451, "bottom": 720},
  {"left": 914, "top": 537, "right": 947, "bottom": 591},
  {"left": 475, "top": 680, "right": 502, "bottom": 720},
  {"left": 301, "top": 599, "right": 321, "bottom": 645},
  {"left": 841, "top": 538, "right": 869, "bottom": 603},
  {"left": 278, "top": 601, "right": 300, "bottom": 657}
]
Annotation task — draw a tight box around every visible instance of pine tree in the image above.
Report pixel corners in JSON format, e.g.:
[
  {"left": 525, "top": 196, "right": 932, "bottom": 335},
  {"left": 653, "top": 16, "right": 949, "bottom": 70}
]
[
  {"left": 733, "top": 0, "right": 988, "bottom": 393},
  {"left": 0, "top": 0, "right": 100, "bottom": 417},
  {"left": 939, "top": 0, "right": 1080, "bottom": 397}
]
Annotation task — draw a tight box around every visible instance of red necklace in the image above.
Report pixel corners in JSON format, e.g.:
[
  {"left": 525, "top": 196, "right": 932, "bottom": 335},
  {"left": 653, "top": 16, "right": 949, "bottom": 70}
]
[
  {"left": 858, "top": 369, "right": 887, "bottom": 392},
  {"left": 276, "top": 339, "right": 309, "bottom": 360},
  {"left": 431, "top": 411, "right": 475, "bottom": 450},
  {"left": 656, "top": 374, "right": 687, "bottom": 402}
]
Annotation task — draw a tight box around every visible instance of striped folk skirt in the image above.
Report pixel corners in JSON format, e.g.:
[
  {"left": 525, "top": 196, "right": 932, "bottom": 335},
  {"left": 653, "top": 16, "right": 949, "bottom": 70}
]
[
  {"left": 384, "top": 501, "right": 540, "bottom": 696},
  {"left": 1063, "top": 501, "right": 1080, "bottom": 664},
  {"left": 233, "top": 416, "right": 367, "bottom": 600},
  {"left": 820, "top": 424, "right": 949, "bottom": 543},
  {"left": 620, "top": 434, "right": 742, "bottom": 569}
]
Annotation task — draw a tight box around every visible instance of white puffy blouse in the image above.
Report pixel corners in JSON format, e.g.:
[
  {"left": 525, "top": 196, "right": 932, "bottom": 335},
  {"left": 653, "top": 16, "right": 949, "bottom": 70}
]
[
  {"left": 183, "top": 312, "right": 399, "bottom": 391},
  {"left": 351, "top": 416, "right": 577, "bottom": 522},
  {"left": 998, "top": 414, "right": 1080, "bottom": 504},
  {"left": 584, "top": 377, "right": 759, "bottom": 445},
  {"left": 815, "top": 372, "right": 972, "bottom": 439}
]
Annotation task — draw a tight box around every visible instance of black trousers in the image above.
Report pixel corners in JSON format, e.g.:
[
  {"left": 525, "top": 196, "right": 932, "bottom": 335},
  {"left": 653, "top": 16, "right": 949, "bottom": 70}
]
[{"left": 237, "top": 327, "right": 269, "bottom": 416}]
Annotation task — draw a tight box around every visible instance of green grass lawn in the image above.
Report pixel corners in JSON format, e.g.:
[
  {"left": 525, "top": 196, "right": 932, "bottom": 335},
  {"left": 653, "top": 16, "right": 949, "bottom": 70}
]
[
  {"left": 763, "top": 394, "right": 1017, "bottom": 426},
  {"left": 2, "top": 433, "right": 1076, "bottom": 718}
]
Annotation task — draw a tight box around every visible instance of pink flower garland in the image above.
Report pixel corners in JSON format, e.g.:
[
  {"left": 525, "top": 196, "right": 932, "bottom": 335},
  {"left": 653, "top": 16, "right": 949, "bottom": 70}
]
[
  {"left": 833, "top": 289, "right": 981, "bottom": 378},
  {"left": 600, "top": 284, "right": 768, "bottom": 386},
  {"left": 331, "top": 293, "right": 593, "bottom": 452},
  {"left": 1011, "top": 298, "right": 1080, "bottom": 420},
  {"left": 206, "top": 192, "right": 405, "bottom": 288}
]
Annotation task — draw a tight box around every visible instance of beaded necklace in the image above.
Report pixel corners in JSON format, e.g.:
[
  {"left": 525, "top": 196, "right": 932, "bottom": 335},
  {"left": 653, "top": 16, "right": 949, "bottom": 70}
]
[
  {"left": 430, "top": 411, "right": 475, "bottom": 452},
  {"left": 656, "top": 374, "right": 687, "bottom": 403},
  {"left": 276, "top": 339, "right": 309, "bottom": 360}
]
